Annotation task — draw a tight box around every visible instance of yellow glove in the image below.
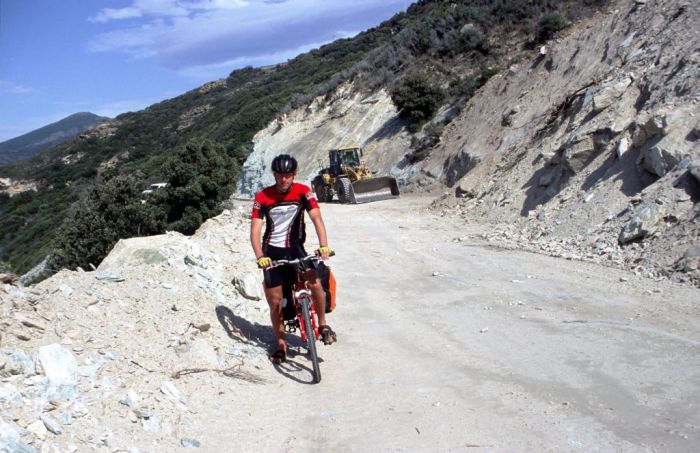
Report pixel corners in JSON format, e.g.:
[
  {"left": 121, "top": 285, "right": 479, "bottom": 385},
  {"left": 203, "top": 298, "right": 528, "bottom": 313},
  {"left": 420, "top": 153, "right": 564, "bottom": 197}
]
[
  {"left": 316, "top": 246, "right": 332, "bottom": 256},
  {"left": 256, "top": 256, "right": 272, "bottom": 269}
]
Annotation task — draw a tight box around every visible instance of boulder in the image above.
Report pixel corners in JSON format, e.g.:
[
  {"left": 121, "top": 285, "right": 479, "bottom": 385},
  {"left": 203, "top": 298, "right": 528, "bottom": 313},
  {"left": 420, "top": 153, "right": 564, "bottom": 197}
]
[
  {"left": 233, "top": 272, "right": 262, "bottom": 301},
  {"left": 675, "top": 245, "right": 700, "bottom": 272},
  {"left": 636, "top": 141, "right": 682, "bottom": 177},
  {"left": 562, "top": 136, "right": 598, "bottom": 173},
  {"left": 619, "top": 202, "right": 667, "bottom": 244},
  {"left": 37, "top": 344, "right": 78, "bottom": 392},
  {"left": 591, "top": 77, "right": 632, "bottom": 113}
]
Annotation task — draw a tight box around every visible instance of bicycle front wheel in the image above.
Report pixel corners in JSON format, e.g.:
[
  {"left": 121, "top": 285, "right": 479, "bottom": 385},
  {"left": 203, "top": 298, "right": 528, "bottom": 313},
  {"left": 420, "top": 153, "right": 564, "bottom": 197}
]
[{"left": 300, "top": 297, "right": 321, "bottom": 383}]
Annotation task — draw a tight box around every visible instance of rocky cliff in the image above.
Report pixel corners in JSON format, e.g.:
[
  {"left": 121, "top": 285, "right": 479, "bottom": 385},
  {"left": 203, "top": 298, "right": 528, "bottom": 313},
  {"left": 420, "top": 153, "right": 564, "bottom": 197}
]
[
  {"left": 236, "top": 84, "right": 411, "bottom": 197},
  {"left": 422, "top": 0, "right": 699, "bottom": 285},
  {"left": 238, "top": 0, "right": 699, "bottom": 285}
]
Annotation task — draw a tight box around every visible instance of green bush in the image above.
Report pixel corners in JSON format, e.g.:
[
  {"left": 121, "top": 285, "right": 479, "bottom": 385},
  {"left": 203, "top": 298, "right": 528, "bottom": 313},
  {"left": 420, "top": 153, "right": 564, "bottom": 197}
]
[
  {"left": 390, "top": 72, "right": 445, "bottom": 126},
  {"left": 159, "top": 139, "right": 238, "bottom": 234},
  {"left": 50, "top": 172, "right": 164, "bottom": 270},
  {"left": 536, "top": 12, "right": 569, "bottom": 42}
]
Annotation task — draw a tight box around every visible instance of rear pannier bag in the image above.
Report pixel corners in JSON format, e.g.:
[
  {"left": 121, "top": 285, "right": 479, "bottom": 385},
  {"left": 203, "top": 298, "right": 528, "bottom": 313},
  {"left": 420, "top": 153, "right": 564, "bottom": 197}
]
[{"left": 317, "top": 261, "right": 336, "bottom": 313}]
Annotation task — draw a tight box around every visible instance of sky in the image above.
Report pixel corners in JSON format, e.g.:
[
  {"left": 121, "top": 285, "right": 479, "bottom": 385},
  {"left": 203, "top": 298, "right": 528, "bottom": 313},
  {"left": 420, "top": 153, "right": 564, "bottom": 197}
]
[{"left": 0, "top": 0, "right": 412, "bottom": 142}]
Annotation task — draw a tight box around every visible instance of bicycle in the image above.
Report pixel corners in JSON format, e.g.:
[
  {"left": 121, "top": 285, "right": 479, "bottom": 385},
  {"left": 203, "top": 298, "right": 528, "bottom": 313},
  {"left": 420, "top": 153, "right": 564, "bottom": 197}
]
[{"left": 269, "top": 252, "right": 334, "bottom": 383}]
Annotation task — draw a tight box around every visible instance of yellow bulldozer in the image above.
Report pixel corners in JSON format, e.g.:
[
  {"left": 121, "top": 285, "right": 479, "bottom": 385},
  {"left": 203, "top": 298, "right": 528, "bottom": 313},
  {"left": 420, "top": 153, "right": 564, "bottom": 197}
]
[{"left": 312, "top": 147, "right": 400, "bottom": 204}]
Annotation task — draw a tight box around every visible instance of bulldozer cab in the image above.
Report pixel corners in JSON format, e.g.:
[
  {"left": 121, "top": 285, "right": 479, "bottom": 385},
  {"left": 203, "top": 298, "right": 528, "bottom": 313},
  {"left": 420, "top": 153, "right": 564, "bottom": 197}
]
[{"left": 329, "top": 148, "right": 362, "bottom": 175}]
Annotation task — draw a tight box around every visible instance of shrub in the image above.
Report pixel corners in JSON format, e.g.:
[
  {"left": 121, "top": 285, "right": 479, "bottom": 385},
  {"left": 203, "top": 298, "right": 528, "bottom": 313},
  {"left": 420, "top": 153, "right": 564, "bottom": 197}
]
[
  {"left": 50, "top": 172, "right": 164, "bottom": 270},
  {"left": 536, "top": 12, "right": 569, "bottom": 42},
  {"left": 390, "top": 72, "right": 445, "bottom": 126},
  {"left": 159, "top": 139, "right": 237, "bottom": 234}
]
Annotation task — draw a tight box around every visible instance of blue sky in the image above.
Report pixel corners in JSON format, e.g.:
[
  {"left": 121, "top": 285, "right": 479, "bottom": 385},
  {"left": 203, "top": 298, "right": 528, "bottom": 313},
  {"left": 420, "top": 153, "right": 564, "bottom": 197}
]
[{"left": 0, "top": 0, "right": 412, "bottom": 142}]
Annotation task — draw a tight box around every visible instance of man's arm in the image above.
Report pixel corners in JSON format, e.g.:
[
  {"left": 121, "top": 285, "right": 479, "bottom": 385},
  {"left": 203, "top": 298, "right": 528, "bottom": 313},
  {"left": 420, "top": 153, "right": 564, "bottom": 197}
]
[
  {"left": 308, "top": 208, "right": 330, "bottom": 259},
  {"left": 250, "top": 217, "right": 265, "bottom": 259}
]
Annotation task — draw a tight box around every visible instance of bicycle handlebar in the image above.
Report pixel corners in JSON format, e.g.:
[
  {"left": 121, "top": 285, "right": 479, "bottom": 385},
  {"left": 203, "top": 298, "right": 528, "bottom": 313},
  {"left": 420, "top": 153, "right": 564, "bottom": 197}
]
[{"left": 268, "top": 251, "right": 335, "bottom": 269}]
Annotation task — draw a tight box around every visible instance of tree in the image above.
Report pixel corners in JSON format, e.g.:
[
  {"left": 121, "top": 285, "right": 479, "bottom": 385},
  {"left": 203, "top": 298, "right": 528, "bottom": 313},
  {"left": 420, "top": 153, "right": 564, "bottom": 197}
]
[
  {"left": 390, "top": 72, "right": 445, "bottom": 126},
  {"left": 50, "top": 172, "right": 164, "bottom": 270},
  {"left": 159, "top": 139, "right": 237, "bottom": 234}
]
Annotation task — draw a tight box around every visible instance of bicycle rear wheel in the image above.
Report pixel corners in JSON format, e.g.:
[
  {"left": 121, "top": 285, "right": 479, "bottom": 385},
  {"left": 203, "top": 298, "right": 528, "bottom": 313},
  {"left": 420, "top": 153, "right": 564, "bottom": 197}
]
[{"left": 300, "top": 297, "right": 321, "bottom": 383}]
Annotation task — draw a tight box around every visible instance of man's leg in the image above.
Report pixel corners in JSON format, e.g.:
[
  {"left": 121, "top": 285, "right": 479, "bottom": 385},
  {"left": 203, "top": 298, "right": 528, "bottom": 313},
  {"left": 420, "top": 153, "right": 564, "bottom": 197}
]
[{"left": 263, "top": 284, "right": 286, "bottom": 354}]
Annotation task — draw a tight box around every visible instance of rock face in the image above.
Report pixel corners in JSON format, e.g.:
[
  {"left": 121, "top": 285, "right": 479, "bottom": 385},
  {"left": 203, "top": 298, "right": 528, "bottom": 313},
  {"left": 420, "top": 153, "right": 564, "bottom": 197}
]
[
  {"left": 235, "top": 84, "right": 411, "bottom": 197},
  {"left": 420, "top": 0, "right": 699, "bottom": 285}
]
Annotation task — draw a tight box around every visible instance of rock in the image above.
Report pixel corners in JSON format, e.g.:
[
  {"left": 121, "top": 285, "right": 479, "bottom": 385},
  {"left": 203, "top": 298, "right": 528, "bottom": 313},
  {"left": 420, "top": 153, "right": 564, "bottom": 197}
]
[
  {"left": 1, "top": 350, "right": 36, "bottom": 377},
  {"left": 181, "top": 438, "right": 201, "bottom": 448},
  {"left": 233, "top": 273, "right": 262, "bottom": 301},
  {"left": 40, "top": 414, "right": 62, "bottom": 435},
  {"left": 0, "top": 418, "right": 22, "bottom": 442},
  {"left": 58, "top": 284, "right": 73, "bottom": 295},
  {"left": 562, "top": 136, "right": 599, "bottom": 173},
  {"left": 675, "top": 245, "right": 700, "bottom": 272},
  {"left": 688, "top": 164, "right": 700, "bottom": 184},
  {"left": 26, "top": 419, "right": 47, "bottom": 439},
  {"left": 616, "top": 137, "right": 629, "bottom": 159},
  {"left": 94, "top": 271, "right": 126, "bottom": 282},
  {"left": 192, "top": 323, "right": 211, "bottom": 332},
  {"left": 141, "top": 415, "right": 161, "bottom": 433},
  {"left": 619, "top": 202, "right": 667, "bottom": 244},
  {"left": 36, "top": 344, "right": 78, "bottom": 393},
  {"left": 636, "top": 142, "right": 682, "bottom": 177},
  {"left": 119, "top": 390, "right": 139, "bottom": 407},
  {"left": 0, "top": 273, "right": 18, "bottom": 284},
  {"left": 0, "top": 439, "right": 34, "bottom": 453},
  {"left": 160, "top": 380, "right": 187, "bottom": 408},
  {"left": 591, "top": 77, "right": 631, "bottom": 113},
  {"left": 14, "top": 313, "right": 46, "bottom": 331}
]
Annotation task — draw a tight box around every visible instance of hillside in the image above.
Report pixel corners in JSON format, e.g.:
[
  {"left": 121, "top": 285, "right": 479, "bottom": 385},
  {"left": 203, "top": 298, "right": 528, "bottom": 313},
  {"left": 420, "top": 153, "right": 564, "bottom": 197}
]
[
  {"left": 0, "top": 0, "right": 606, "bottom": 276},
  {"left": 0, "top": 113, "right": 108, "bottom": 167},
  {"left": 240, "top": 0, "right": 698, "bottom": 286}
]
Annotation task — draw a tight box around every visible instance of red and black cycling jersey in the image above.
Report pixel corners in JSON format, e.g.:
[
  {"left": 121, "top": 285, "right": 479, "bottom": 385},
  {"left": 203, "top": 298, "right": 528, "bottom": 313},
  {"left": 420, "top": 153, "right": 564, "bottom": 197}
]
[{"left": 251, "top": 183, "right": 319, "bottom": 248}]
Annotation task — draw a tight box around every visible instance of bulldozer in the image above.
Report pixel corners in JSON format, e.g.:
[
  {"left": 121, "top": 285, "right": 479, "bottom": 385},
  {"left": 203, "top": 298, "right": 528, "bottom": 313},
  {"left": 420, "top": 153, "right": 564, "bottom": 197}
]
[{"left": 312, "top": 147, "right": 400, "bottom": 204}]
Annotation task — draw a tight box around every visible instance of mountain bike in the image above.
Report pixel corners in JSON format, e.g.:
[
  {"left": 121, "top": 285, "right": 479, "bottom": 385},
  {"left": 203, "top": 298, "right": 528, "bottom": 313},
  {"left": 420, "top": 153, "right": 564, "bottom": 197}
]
[{"left": 269, "top": 252, "right": 334, "bottom": 383}]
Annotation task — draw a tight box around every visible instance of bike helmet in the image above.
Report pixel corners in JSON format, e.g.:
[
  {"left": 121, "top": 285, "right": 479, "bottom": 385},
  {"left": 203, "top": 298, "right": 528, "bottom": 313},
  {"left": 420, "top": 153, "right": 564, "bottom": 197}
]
[{"left": 271, "top": 154, "right": 298, "bottom": 173}]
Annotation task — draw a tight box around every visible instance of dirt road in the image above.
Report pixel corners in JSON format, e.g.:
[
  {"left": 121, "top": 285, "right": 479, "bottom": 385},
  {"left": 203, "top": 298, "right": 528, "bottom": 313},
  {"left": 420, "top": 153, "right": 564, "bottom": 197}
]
[{"left": 198, "top": 195, "right": 699, "bottom": 452}]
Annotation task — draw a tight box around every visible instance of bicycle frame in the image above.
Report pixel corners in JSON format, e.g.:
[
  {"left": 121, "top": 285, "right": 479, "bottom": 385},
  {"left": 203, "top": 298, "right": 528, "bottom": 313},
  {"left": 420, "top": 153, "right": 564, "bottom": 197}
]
[{"left": 269, "top": 255, "right": 321, "bottom": 342}]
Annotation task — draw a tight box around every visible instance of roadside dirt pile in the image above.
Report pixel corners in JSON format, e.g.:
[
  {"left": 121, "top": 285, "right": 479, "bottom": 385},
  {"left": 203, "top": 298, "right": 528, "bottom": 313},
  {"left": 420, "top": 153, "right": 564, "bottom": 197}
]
[
  {"left": 0, "top": 206, "right": 273, "bottom": 452},
  {"left": 419, "top": 0, "right": 699, "bottom": 286}
]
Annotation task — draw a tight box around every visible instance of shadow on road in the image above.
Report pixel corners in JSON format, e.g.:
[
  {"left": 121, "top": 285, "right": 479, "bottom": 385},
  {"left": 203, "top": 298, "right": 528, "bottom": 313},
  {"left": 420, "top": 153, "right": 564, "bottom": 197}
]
[
  {"left": 273, "top": 350, "right": 325, "bottom": 385},
  {"left": 215, "top": 305, "right": 270, "bottom": 348}
]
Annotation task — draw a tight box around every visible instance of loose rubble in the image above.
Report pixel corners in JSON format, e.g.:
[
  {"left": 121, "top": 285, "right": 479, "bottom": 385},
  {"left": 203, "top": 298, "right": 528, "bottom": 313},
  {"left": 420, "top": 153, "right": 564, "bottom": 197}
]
[{"left": 0, "top": 206, "right": 271, "bottom": 452}]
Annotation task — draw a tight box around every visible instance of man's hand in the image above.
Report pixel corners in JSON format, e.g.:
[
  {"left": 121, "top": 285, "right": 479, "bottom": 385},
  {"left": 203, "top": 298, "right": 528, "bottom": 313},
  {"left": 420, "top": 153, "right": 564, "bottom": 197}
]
[
  {"left": 256, "top": 256, "right": 272, "bottom": 269},
  {"left": 316, "top": 246, "right": 332, "bottom": 260}
]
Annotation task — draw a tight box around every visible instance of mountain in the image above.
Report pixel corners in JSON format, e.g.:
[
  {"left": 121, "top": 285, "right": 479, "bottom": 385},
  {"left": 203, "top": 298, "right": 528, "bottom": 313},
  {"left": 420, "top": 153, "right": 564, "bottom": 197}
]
[
  {"left": 6, "top": 0, "right": 693, "bottom": 286},
  {"left": 0, "top": 112, "right": 108, "bottom": 166}
]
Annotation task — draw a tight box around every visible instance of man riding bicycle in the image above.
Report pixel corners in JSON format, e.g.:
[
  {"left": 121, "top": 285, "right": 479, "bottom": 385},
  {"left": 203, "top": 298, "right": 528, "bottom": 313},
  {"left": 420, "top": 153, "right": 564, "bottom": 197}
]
[{"left": 250, "top": 154, "right": 336, "bottom": 364}]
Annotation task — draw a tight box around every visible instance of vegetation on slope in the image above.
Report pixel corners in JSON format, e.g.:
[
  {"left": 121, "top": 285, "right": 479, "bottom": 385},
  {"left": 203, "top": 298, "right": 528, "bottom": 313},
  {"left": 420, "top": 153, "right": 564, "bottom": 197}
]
[{"left": 0, "top": 0, "right": 606, "bottom": 277}]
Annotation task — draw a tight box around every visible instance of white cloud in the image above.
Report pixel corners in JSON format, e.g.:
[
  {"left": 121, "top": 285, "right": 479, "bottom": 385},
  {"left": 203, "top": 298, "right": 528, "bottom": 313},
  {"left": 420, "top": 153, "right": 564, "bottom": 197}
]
[
  {"left": 0, "top": 80, "right": 35, "bottom": 95},
  {"left": 89, "top": 7, "right": 143, "bottom": 23},
  {"left": 87, "top": 0, "right": 411, "bottom": 70}
]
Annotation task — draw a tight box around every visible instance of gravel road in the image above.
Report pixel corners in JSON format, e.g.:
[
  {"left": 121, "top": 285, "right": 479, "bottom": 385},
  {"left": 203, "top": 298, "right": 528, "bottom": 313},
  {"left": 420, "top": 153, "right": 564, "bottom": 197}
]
[{"left": 197, "top": 195, "right": 699, "bottom": 452}]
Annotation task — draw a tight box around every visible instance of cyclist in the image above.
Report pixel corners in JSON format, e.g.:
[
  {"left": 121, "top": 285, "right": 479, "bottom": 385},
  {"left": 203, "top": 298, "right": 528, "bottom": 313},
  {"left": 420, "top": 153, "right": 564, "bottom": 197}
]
[{"left": 250, "top": 154, "right": 336, "bottom": 364}]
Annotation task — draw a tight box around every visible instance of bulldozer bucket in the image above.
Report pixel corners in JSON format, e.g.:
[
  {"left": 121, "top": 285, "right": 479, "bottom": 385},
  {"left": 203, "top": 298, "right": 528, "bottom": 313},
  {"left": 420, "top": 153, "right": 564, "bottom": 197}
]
[{"left": 349, "top": 176, "right": 400, "bottom": 204}]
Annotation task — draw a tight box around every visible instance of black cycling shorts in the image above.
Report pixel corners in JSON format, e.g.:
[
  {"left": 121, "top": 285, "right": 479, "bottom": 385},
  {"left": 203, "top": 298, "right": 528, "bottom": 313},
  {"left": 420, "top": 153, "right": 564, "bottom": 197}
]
[{"left": 262, "top": 244, "right": 316, "bottom": 288}]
